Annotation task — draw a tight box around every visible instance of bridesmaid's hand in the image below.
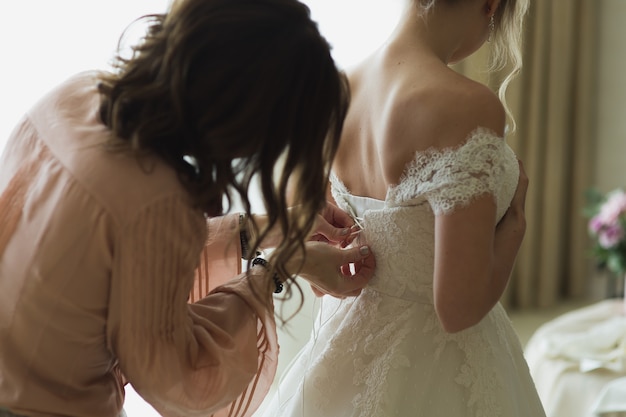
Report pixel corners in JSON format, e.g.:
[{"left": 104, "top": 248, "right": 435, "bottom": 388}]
[
  {"left": 288, "top": 241, "right": 376, "bottom": 298},
  {"left": 250, "top": 203, "right": 358, "bottom": 250},
  {"left": 309, "top": 202, "right": 360, "bottom": 247}
]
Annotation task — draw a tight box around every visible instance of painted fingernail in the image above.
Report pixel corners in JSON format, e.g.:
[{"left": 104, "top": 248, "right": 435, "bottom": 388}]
[{"left": 359, "top": 246, "right": 370, "bottom": 256}]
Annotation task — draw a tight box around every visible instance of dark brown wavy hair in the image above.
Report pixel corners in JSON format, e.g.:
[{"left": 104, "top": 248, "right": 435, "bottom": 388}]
[{"left": 98, "top": 0, "right": 349, "bottom": 301}]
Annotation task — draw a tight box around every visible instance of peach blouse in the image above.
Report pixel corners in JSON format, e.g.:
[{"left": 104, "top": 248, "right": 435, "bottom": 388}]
[{"left": 0, "top": 72, "right": 277, "bottom": 417}]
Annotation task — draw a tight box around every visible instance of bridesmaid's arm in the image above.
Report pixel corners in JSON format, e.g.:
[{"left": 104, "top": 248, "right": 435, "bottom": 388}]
[
  {"left": 433, "top": 166, "right": 527, "bottom": 333},
  {"left": 108, "top": 196, "right": 277, "bottom": 417}
]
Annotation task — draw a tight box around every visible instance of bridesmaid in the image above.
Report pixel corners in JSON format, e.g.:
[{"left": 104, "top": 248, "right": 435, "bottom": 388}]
[{"left": 0, "top": 1, "right": 375, "bottom": 416}]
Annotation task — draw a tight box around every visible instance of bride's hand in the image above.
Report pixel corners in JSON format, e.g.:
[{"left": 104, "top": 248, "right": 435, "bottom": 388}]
[
  {"left": 289, "top": 241, "right": 376, "bottom": 298},
  {"left": 497, "top": 159, "right": 528, "bottom": 238}
]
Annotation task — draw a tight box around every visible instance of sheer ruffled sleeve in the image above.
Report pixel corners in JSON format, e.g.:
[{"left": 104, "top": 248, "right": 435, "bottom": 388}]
[
  {"left": 190, "top": 214, "right": 243, "bottom": 302},
  {"left": 388, "top": 128, "right": 514, "bottom": 216},
  {"left": 106, "top": 198, "right": 277, "bottom": 417}
]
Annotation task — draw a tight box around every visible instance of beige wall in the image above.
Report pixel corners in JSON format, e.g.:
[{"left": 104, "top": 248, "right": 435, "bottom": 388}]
[{"left": 595, "top": 0, "right": 626, "bottom": 191}]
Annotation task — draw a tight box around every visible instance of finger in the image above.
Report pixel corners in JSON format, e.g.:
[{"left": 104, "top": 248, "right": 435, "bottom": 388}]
[
  {"left": 343, "top": 254, "right": 376, "bottom": 292},
  {"left": 313, "top": 217, "right": 351, "bottom": 243},
  {"left": 339, "top": 245, "right": 372, "bottom": 265},
  {"left": 309, "top": 233, "right": 330, "bottom": 244},
  {"left": 325, "top": 203, "right": 355, "bottom": 228},
  {"left": 514, "top": 184, "right": 528, "bottom": 209},
  {"left": 517, "top": 160, "right": 529, "bottom": 193},
  {"left": 341, "top": 228, "right": 362, "bottom": 247},
  {"left": 337, "top": 271, "right": 371, "bottom": 296},
  {"left": 358, "top": 250, "right": 376, "bottom": 272},
  {"left": 511, "top": 164, "right": 529, "bottom": 210},
  {"left": 334, "top": 248, "right": 376, "bottom": 296}
]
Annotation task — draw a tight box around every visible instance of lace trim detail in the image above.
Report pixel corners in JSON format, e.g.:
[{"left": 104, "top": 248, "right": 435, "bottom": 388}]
[{"left": 387, "top": 127, "right": 509, "bottom": 214}]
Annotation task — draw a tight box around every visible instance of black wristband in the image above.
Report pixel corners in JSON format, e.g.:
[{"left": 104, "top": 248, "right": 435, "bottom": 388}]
[{"left": 251, "top": 257, "right": 284, "bottom": 294}]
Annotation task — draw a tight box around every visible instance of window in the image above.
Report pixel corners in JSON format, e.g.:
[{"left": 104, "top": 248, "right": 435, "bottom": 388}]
[
  {"left": 0, "top": 1, "right": 402, "bottom": 153},
  {"left": 0, "top": 0, "right": 171, "bottom": 151}
]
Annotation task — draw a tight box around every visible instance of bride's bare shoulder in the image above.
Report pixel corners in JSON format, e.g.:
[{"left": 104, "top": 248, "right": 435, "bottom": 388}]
[
  {"left": 385, "top": 72, "right": 504, "bottom": 146},
  {"left": 379, "top": 70, "right": 505, "bottom": 182}
]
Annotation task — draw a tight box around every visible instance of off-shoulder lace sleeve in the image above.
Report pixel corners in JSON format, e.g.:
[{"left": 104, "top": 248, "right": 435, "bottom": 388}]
[{"left": 388, "top": 127, "right": 509, "bottom": 215}]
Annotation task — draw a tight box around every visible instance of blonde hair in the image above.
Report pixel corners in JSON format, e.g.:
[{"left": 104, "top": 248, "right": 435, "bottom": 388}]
[
  {"left": 490, "top": 0, "right": 530, "bottom": 131},
  {"left": 415, "top": 0, "right": 530, "bottom": 130}
]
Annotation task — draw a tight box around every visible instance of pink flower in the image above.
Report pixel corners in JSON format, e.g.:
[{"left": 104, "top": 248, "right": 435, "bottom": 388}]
[
  {"left": 597, "top": 190, "right": 626, "bottom": 225},
  {"left": 586, "top": 188, "right": 626, "bottom": 275},
  {"left": 598, "top": 223, "right": 625, "bottom": 249},
  {"left": 589, "top": 215, "right": 604, "bottom": 234}
]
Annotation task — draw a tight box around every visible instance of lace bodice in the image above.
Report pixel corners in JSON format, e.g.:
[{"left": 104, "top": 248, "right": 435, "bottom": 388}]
[{"left": 330, "top": 128, "right": 519, "bottom": 302}]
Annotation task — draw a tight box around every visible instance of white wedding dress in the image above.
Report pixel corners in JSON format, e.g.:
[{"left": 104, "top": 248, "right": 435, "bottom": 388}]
[{"left": 261, "top": 128, "right": 546, "bottom": 417}]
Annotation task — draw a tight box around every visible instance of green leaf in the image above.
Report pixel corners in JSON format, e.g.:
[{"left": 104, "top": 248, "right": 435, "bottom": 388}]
[{"left": 607, "top": 253, "right": 626, "bottom": 276}]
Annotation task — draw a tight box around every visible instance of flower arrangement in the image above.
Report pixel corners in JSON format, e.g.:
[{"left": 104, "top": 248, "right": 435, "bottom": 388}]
[{"left": 585, "top": 188, "right": 626, "bottom": 276}]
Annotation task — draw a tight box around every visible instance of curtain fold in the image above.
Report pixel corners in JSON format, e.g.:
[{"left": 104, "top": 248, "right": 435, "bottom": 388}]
[{"left": 457, "top": 0, "right": 599, "bottom": 308}]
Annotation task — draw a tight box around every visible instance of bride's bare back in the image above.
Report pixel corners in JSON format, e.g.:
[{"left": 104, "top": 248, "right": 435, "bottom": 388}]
[{"left": 333, "top": 37, "right": 505, "bottom": 201}]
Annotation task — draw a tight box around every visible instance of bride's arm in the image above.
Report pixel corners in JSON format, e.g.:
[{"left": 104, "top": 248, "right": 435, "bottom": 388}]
[{"left": 433, "top": 162, "right": 528, "bottom": 333}]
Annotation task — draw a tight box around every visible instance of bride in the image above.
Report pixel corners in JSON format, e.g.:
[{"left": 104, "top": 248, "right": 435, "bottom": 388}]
[{"left": 260, "top": 0, "right": 546, "bottom": 415}]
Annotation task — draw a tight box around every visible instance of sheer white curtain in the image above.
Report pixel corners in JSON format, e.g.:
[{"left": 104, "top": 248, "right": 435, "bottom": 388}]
[{"left": 0, "top": 1, "right": 402, "bottom": 415}]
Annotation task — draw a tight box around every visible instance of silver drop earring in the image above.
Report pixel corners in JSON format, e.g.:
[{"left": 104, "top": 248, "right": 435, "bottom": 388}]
[{"left": 487, "top": 15, "right": 495, "bottom": 43}]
